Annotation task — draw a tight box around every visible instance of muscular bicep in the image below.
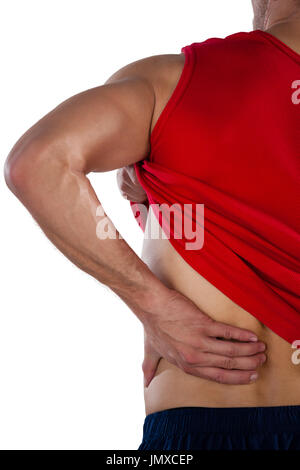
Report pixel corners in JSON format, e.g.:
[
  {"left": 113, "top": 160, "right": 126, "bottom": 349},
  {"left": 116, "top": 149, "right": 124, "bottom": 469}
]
[{"left": 12, "top": 69, "right": 156, "bottom": 174}]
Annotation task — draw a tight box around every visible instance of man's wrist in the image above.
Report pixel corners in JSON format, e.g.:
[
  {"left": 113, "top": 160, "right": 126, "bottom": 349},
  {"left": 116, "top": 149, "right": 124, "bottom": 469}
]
[{"left": 108, "top": 262, "right": 171, "bottom": 323}]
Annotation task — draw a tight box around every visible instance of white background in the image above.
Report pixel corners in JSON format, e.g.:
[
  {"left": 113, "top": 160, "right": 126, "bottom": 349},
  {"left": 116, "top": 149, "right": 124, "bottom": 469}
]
[{"left": 1, "top": 0, "right": 253, "bottom": 450}]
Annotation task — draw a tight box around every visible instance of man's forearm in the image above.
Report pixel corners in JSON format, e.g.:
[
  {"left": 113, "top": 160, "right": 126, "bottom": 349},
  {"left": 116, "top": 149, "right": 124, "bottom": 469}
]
[
  {"left": 5, "top": 145, "right": 167, "bottom": 319},
  {"left": 5, "top": 141, "right": 266, "bottom": 386}
]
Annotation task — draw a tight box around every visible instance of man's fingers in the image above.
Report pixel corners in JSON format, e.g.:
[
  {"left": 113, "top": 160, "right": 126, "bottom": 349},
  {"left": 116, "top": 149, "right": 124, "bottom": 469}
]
[
  {"left": 119, "top": 181, "right": 145, "bottom": 200},
  {"left": 119, "top": 182, "right": 146, "bottom": 202},
  {"left": 181, "top": 352, "right": 266, "bottom": 370},
  {"left": 184, "top": 366, "right": 259, "bottom": 385},
  {"left": 117, "top": 165, "right": 147, "bottom": 198},
  {"left": 205, "top": 321, "right": 260, "bottom": 343},
  {"left": 204, "top": 337, "right": 266, "bottom": 357},
  {"left": 117, "top": 170, "right": 147, "bottom": 202},
  {"left": 126, "top": 164, "right": 140, "bottom": 184}
]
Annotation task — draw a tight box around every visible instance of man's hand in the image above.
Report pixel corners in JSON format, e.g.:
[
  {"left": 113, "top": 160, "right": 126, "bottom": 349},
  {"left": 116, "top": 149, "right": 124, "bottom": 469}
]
[
  {"left": 117, "top": 164, "right": 147, "bottom": 202},
  {"left": 140, "top": 287, "right": 266, "bottom": 387}
]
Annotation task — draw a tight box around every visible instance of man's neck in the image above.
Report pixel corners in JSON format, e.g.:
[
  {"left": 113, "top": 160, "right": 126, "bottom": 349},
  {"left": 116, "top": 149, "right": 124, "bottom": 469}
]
[{"left": 264, "top": 11, "right": 300, "bottom": 54}]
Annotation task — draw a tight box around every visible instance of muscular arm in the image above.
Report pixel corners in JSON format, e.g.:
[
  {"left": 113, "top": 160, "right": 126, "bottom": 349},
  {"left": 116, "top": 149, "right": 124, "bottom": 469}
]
[
  {"left": 4, "top": 60, "right": 163, "bottom": 314},
  {"left": 4, "top": 54, "right": 265, "bottom": 386}
]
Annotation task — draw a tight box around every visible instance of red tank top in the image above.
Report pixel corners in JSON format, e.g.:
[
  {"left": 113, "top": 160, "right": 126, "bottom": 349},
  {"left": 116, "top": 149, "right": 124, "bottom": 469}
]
[{"left": 131, "top": 30, "right": 300, "bottom": 344}]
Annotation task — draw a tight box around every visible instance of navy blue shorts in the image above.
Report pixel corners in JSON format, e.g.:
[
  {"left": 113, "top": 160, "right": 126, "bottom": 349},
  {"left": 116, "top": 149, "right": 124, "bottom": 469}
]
[{"left": 138, "top": 406, "right": 300, "bottom": 450}]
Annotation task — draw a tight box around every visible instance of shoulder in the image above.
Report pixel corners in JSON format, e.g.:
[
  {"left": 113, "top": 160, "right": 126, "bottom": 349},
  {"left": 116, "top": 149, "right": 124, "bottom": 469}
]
[
  {"left": 104, "top": 52, "right": 185, "bottom": 103},
  {"left": 104, "top": 52, "right": 185, "bottom": 86},
  {"left": 104, "top": 52, "right": 186, "bottom": 135}
]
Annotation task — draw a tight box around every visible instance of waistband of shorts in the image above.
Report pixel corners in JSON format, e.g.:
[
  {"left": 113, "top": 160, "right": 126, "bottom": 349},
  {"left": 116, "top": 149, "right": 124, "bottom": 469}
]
[{"left": 142, "top": 406, "right": 300, "bottom": 436}]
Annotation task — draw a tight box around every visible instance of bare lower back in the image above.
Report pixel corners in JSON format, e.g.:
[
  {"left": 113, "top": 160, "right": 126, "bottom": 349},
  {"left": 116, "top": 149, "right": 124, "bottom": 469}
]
[{"left": 141, "top": 211, "right": 300, "bottom": 415}]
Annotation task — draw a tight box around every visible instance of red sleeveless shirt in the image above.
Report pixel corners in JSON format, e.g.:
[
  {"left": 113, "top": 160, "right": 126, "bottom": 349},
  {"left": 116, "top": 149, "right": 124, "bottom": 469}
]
[{"left": 131, "top": 30, "right": 300, "bottom": 344}]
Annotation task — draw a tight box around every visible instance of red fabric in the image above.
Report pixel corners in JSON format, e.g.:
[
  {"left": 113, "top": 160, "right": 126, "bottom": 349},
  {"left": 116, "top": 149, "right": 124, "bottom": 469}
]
[{"left": 130, "top": 30, "right": 300, "bottom": 344}]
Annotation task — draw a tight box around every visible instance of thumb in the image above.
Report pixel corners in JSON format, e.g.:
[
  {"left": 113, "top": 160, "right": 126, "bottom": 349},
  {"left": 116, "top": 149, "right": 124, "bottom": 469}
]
[{"left": 142, "top": 339, "right": 161, "bottom": 388}]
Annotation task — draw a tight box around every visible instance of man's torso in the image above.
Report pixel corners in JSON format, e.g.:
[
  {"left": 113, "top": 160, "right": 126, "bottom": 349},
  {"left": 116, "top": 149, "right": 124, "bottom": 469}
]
[{"left": 141, "top": 40, "right": 300, "bottom": 415}]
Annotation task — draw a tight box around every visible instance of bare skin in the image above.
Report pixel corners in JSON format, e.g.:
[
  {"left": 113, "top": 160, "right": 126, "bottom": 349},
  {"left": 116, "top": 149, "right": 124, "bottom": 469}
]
[
  {"left": 4, "top": 1, "right": 300, "bottom": 414},
  {"left": 142, "top": 212, "right": 300, "bottom": 414},
  {"left": 118, "top": 2, "right": 300, "bottom": 413},
  {"left": 4, "top": 41, "right": 266, "bottom": 387}
]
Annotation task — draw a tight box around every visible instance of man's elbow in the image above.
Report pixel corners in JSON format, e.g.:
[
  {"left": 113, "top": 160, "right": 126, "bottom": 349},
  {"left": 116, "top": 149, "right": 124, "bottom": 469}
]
[
  {"left": 4, "top": 149, "right": 27, "bottom": 196},
  {"left": 4, "top": 139, "right": 55, "bottom": 200}
]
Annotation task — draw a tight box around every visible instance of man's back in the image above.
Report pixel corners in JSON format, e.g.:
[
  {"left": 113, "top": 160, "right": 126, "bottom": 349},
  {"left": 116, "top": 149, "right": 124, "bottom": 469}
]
[{"left": 135, "top": 29, "right": 300, "bottom": 414}]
